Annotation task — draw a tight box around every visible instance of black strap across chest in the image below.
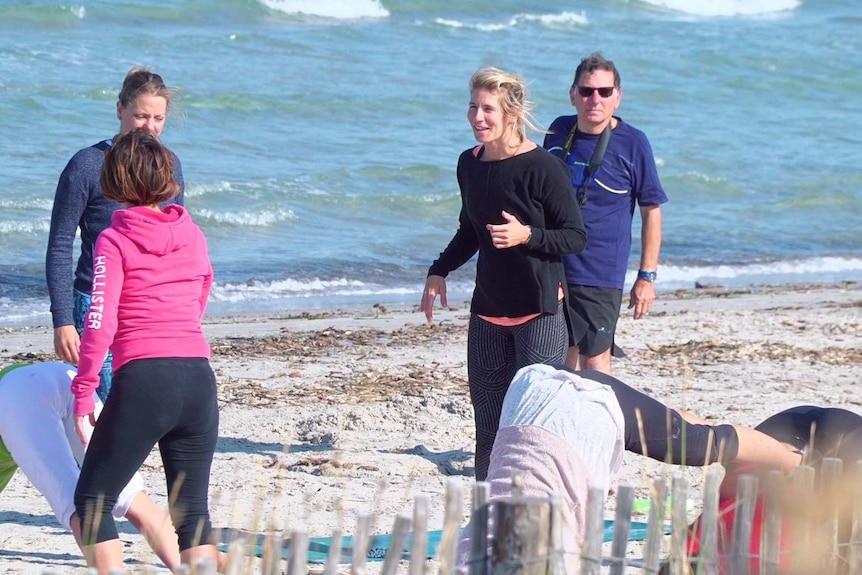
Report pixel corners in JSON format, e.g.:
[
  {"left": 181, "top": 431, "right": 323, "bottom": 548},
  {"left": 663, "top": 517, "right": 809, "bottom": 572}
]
[{"left": 561, "top": 121, "right": 612, "bottom": 182}]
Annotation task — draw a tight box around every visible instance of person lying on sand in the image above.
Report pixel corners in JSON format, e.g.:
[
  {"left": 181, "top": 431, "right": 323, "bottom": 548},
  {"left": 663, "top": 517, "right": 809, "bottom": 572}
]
[
  {"left": 457, "top": 362, "right": 625, "bottom": 574},
  {"left": 0, "top": 362, "right": 181, "bottom": 571},
  {"left": 683, "top": 405, "right": 862, "bottom": 575},
  {"left": 457, "top": 363, "right": 809, "bottom": 573}
]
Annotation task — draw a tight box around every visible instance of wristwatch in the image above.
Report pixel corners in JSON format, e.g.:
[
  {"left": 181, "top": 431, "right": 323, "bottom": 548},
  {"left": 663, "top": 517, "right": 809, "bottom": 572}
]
[{"left": 637, "top": 269, "right": 657, "bottom": 282}]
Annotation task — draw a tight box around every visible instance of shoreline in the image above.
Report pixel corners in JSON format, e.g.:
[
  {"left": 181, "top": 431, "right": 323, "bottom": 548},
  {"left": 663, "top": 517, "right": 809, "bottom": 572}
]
[
  {"left": 4, "top": 278, "right": 859, "bottom": 337},
  {"left": 1, "top": 280, "right": 860, "bottom": 573}
]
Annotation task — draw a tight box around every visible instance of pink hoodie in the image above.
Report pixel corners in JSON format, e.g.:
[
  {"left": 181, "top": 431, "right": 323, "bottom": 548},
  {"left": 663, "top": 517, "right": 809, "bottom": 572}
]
[{"left": 71, "top": 205, "right": 213, "bottom": 416}]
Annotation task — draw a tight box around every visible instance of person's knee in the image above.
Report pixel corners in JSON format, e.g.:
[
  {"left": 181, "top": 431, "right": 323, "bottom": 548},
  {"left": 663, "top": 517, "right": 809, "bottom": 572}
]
[
  {"left": 75, "top": 484, "right": 121, "bottom": 541},
  {"left": 175, "top": 515, "right": 213, "bottom": 551},
  {"left": 669, "top": 422, "right": 738, "bottom": 466}
]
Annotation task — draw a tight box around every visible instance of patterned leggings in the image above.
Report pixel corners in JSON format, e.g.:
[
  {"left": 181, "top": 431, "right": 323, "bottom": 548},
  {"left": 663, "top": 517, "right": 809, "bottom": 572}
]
[{"left": 467, "top": 302, "right": 568, "bottom": 481}]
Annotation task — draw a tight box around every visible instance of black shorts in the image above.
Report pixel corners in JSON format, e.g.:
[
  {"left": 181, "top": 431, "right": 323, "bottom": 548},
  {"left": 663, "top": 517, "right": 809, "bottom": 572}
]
[
  {"left": 754, "top": 405, "right": 862, "bottom": 468},
  {"left": 567, "top": 284, "right": 623, "bottom": 357}
]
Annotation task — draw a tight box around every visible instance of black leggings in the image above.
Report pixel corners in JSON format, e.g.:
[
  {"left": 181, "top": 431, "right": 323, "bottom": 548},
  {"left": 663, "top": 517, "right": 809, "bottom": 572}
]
[
  {"left": 574, "top": 368, "right": 739, "bottom": 466},
  {"left": 74, "top": 357, "right": 218, "bottom": 550}
]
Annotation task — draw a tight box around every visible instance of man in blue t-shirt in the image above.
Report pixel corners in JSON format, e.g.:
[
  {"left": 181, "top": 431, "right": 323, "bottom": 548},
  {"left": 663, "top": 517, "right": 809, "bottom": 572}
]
[{"left": 544, "top": 52, "right": 668, "bottom": 374}]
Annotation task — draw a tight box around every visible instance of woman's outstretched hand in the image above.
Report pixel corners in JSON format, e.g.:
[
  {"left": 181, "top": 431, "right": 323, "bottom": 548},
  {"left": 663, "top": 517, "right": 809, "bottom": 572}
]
[{"left": 421, "top": 275, "right": 447, "bottom": 324}]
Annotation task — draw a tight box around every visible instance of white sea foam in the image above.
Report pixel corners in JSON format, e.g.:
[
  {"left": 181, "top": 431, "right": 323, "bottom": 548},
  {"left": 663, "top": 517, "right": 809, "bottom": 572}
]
[
  {"left": 0, "top": 198, "right": 54, "bottom": 210},
  {"left": 435, "top": 11, "right": 587, "bottom": 32},
  {"left": 643, "top": 256, "right": 862, "bottom": 290},
  {"left": 639, "top": 0, "right": 800, "bottom": 17},
  {"left": 0, "top": 219, "right": 51, "bottom": 235},
  {"left": 185, "top": 181, "right": 233, "bottom": 198},
  {"left": 195, "top": 207, "right": 296, "bottom": 226},
  {"left": 259, "top": 0, "right": 388, "bottom": 19},
  {"left": 0, "top": 295, "right": 50, "bottom": 328},
  {"left": 69, "top": 5, "right": 86, "bottom": 19},
  {"left": 211, "top": 277, "right": 368, "bottom": 303},
  {"left": 209, "top": 276, "right": 475, "bottom": 303},
  {"left": 680, "top": 171, "right": 726, "bottom": 183}
]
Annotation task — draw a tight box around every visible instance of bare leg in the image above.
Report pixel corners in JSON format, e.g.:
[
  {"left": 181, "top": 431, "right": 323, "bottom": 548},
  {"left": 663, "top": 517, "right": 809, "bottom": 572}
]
[
  {"left": 731, "top": 425, "right": 802, "bottom": 471},
  {"left": 180, "top": 543, "right": 220, "bottom": 572},
  {"left": 579, "top": 349, "right": 612, "bottom": 375},
  {"left": 70, "top": 512, "right": 124, "bottom": 573},
  {"left": 80, "top": 539, "right": 124, "bottom": 575},
  {"left": 672, "top": 410, "right": 800, "bottom": 470},
  {"left": 70, "top": 512, "right": 84, "bottom": 550},
  {"left": 124, "top": 491, "right": 181, "bottom": 570},
  {"left": 564, "top": 345, "right": 580, "bottom": 369},
  {"left": 670, "top": 408, "right": 800, "bottom": 471},
  {"left": 676, "top": 409, "right": 708, "bottom": 425}
]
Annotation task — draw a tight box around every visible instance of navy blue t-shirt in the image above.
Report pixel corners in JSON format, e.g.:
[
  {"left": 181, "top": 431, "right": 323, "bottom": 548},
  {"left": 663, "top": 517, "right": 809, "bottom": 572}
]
[{"left": 543, "top": 116, "right": 667, "bottom": 289}]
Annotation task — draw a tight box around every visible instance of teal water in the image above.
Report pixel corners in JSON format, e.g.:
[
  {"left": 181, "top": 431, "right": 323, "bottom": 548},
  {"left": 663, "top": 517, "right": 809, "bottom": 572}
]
[{"left": 1, "top": 0, "right": 861, "bottom": 326}]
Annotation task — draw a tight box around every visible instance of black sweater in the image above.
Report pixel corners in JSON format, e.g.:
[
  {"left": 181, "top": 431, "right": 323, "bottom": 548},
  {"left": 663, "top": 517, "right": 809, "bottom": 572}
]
[{"left": 429, "top": 146, "right": 586, "bottom": 317}]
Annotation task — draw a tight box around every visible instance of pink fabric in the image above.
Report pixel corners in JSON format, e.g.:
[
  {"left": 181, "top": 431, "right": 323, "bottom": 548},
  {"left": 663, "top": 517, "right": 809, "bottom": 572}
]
[
  {"left": 72, "top": 205, "right": 213, "bottom": 416},
  {"left": 457, "top": 425, "right": 591, "bottom": 574}
]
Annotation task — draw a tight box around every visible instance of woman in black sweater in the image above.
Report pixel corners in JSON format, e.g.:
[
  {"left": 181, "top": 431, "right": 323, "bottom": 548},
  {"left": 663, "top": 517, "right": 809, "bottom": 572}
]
[{"left": 421, "top": 66, "right": 586, "bottom": 480}]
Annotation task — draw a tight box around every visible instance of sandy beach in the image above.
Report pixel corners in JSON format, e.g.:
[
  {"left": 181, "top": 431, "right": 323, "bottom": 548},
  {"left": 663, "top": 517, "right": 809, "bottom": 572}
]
[{"left": 1, "top": 282, "right": 861, "bottom": 574}]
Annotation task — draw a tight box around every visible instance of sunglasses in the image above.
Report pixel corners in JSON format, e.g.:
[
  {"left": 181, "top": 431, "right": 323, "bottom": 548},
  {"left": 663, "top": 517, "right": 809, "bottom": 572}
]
[{"left": 575, "top": 86, "right": 615, "bottom": 98}]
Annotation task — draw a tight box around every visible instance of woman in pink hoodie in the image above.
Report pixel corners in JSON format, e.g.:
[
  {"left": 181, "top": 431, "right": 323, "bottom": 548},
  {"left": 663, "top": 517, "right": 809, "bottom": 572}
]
[{"left": 71, "top": 128, "right": 218, "bottom": 574}]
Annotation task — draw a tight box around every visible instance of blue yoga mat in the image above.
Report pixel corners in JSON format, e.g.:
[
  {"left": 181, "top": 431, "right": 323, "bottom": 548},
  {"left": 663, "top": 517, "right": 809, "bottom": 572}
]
[{"left": 217, "top": 519, "right": 660, "bottom": 563}]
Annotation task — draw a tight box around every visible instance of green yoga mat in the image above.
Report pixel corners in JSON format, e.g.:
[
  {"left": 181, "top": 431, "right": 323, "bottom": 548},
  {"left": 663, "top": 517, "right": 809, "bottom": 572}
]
[{"left": 217, "top": 519, "right": 660, "bottom": 563}]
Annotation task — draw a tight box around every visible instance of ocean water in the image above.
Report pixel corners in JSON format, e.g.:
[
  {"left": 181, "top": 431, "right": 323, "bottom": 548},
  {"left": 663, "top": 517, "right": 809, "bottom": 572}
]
[{"left": 1, "top": 0, "right": 860, "bottom": 327}]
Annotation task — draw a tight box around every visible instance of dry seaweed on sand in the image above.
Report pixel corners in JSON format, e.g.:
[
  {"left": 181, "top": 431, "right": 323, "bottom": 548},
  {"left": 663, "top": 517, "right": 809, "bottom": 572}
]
[
  {"left": 217, "top": 362, "right": 468, "bottom": 408},
  {"left": 646, "top": 339, "right": 862, "bottom": 365},
  {"left": 210, "top": 323, "right": 466, "bottom": 360}
]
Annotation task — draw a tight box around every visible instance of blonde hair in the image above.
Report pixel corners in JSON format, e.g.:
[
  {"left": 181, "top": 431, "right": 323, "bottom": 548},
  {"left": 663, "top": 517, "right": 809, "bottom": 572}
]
[{"left": 469, "top": 66, "right": 543, "bottom": 143}]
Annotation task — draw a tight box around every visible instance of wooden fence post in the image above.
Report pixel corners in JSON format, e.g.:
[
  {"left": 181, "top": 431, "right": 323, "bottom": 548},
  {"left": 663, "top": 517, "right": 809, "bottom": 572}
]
[
  {"left": 323, "top": 528, "right": 343, "bottom": 575},
  {"left": 760, "top": 469, "right": 785, "bottom": 575},
  {"left": 411, "top": 493, "right": 430, "bottom": 575},
  {"left": 790, "top": 465, "right": 815, "bottom": 574},
  {"left": 643, "top": 476, "right": 668, "bottom": 575},
  {"left": 548, "top": 493, "right": 565, "bottom": 575},
  {"left": 469, "top": 482, "right": 491, "bottom": 575},
  {"left": 222, "top": 538, "right": 245, "bottom": 575},
  {"left": 490, "top": 496, "right": 559, "bottom": 575},
  {"left": 668, "top": 471, "right": 689, "bottom": 575},
  {"left": 730, "top": 474, "right": 758, "bottom": 575},
  {"left": 608, "top": 483, "right": 635, "bottom": 575},
  {"left": 819, "top": 457, "right": 843, "bottom": 575},
  {"left": 351, "top": 512, "right": 371, "bottom": 575},
  {"left": 848, "top": 460, "right": 862, "bottom": 575},
  {"left": 696, "top": 465, "right": 721, "bottom": 575},
  {"left": 286, "top": 529, "right": 309, "bottom": 575},
  {"left": 580, "top": 486, "right": 605, "bottom": 575},
  {"left": 261, "top": 529, "right": 282, "bottom": 575},
  {"left": 195, "top": 558, "right": 217, "bottom": 575},
  {"left": 380, "top": 514, "right": 412, "bottom": 575},
  {"left": 438, "top": 477, "right": 464, "bottom": 575}
]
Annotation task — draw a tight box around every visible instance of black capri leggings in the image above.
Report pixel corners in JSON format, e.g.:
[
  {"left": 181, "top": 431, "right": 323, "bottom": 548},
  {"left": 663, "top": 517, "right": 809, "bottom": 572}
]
[
  {"left": 574, "top": 368, "right": 739, "bottom": 466},
  {"left": 74, "top": 357, "right": 218, "bottom": 550}
]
